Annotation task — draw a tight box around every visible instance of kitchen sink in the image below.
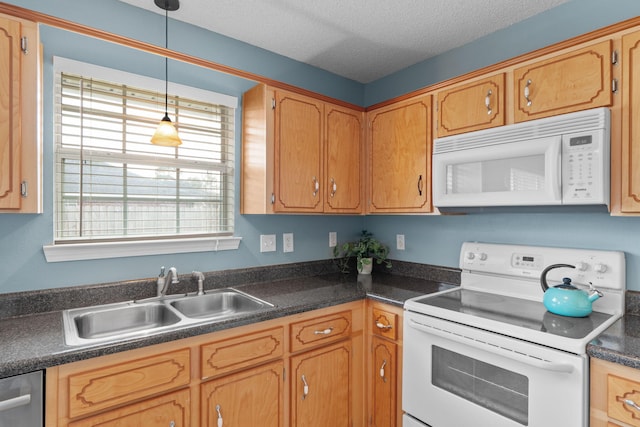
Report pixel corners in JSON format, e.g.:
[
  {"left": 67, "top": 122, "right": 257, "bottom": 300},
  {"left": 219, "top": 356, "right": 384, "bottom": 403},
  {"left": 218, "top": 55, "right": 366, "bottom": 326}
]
[
  {"left": 62, "top": 288, "right": 274, "bottom": 346},
  {"left": 170, "top": 289, "right": 273, "bottom": 319},
  {"left": 73, "top": 302, "right": 181, "bottom": 340}
]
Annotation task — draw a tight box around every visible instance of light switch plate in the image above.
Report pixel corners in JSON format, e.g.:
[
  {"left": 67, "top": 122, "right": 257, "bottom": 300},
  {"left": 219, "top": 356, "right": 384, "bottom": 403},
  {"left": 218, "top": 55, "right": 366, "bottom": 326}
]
[
  {"left": 396, "top": 234, "right": 405, "bottom": 250},
  {"left": 329, "top": 232, "right": 337, "bottom": 248},
  {"left": 283, "top": 233, "right": 294, "bottom": 253},
  {"left": 260, "top": 234, "right": 276, "bottom": 252}
]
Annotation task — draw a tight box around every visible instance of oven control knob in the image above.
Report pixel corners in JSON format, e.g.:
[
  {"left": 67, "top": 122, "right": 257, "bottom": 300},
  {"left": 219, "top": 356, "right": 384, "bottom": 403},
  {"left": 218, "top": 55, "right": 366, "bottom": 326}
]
[
  {"left": 465, "top": 251, "right": 475, "bottom": 260},
  {"left": 477, "top": 252, "right": 487, "bottom": 261},
  {"left": 594, "top": 263, "right": 608, "bottom": 273},
  {"left": 575, "top": 262, "right": 587, "bottom": 271}
]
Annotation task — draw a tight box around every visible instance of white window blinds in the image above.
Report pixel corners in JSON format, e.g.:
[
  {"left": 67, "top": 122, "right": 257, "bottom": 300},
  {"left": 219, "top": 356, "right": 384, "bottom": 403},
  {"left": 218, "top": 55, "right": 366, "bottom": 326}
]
[{"left": 54, "top": 68, "right": 235, "bottom": 243}]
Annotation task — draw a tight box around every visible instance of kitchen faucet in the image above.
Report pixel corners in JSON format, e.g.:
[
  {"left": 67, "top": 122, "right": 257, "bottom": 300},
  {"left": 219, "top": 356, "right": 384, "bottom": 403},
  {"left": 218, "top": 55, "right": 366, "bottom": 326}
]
[{"left": 157, "top": 266, "right": 179, "bottom": 297}]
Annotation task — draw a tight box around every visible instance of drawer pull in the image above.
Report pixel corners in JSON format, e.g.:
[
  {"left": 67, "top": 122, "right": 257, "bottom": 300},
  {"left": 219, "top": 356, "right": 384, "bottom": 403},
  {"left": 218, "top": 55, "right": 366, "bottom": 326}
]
[
  {"left": 169, "top": 422, "right": 175, "bottom": 427},
  {"left": 215, "top": 404, "right": 223, "bottom": 427},
  {"left": 301, "top": 374, "right": 309, "bottom": 400},
  {"left": 330, "top": 178, "right": 337, "bottom": 197},
  {"left": 312, "top": 177, "right": 320, "bottom": 197},
  {"left": 314, "top": 327, "right": 333, "bottom": 335},
  {"left": 485, "top": 89, "right": 492, "bottom": 115},
  {"left": 380, "top": 359, "right": 387, "bottom": 383},
  {"left": 624, "top": 399, "right": 640, "bottom": 412},
  {"left": 376, "top": 322, "right": 392, "bottom": 330}
]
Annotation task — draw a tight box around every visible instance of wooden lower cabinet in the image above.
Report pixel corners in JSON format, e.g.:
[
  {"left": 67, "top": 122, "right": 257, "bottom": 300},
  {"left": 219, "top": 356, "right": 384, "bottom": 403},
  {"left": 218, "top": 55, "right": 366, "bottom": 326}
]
[
  {"left": 46, "top": 301, "right": 365, "bottom": 427},
  {"left": 367, "top": 301, "right": 403, "bottom": 427},
  {"left": 290, "top": 340, "right": 352, "bottom": 427},
  {"left": 201, "top": 360, "right": 284, "bottom": 427},
  {"left": 591, "top": 357, "right": 640, "bottom": 427}
]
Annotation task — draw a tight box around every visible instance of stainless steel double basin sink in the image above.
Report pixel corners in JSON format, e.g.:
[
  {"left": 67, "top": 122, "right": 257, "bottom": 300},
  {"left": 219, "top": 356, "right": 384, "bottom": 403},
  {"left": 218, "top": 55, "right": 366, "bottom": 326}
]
[{"left": 62, "top": 288, "right": 274, "bottom": 346}]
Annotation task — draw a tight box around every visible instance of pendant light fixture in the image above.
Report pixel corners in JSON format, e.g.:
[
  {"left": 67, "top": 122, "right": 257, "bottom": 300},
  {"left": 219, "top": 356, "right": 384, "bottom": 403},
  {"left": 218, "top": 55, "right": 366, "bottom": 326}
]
[{"left": 151, "top": 0, "right": 182, "bottom": 146}]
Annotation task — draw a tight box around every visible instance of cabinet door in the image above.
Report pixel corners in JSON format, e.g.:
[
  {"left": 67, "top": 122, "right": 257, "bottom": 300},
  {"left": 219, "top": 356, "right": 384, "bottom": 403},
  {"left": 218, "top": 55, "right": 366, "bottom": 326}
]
[
  {"left": 291, "top": 340, "right": 351, "bottom": 427},
  {"left": 0, "top": 15, "right": 22, "bottom": 210},
  {"left": 325, "top": 104, "right": 364, "bottom": 213},
  {"left": 368, "top": 95, "right": 432, "bottom": 213},
  {"left": 621, "top": 31, "right": 640, "bottom": 212},
  {"left": 68, "top": 389, "right": 190, "bottom": 427},
  {"left": 437, "top": 74, "right": 505, "bottom": 137},
  {"left": 274, "top": 90, "right": 324, "bottom": 212},
  {"left": 513, "top": 40, "right": 612, "bottom": 122},
  {"left": 201, "top": 360, "right": 284, "bottom": 427},
  {"left": 371, "top": 336, "right": 397, "bottom": 427}
]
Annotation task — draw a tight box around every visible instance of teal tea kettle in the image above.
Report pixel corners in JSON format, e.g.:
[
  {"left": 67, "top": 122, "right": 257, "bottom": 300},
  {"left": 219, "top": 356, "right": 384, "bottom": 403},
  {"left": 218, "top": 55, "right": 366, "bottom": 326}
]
[{"left": 540, "top": 263, "right": 604, "bottom": 317}]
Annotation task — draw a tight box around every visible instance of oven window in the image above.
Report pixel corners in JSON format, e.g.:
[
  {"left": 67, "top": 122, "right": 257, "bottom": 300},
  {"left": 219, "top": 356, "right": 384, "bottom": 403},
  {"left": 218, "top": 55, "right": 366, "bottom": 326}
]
[{"left": 432, "top": 346, "right": 529, "bottom": 425}]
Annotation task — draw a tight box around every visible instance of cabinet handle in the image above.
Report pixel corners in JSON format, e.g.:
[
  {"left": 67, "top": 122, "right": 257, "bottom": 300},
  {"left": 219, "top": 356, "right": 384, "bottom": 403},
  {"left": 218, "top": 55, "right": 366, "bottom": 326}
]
[
  {"left": 524, "top": 79, "right": 533, "bottom": 107},
  {"left": 314, "top": 327, "right": 334, "bottom": 335},
  {"left": 301, "top": 375, "right": 309, "bottom": 400},
  {"left": 380, "top": 359, "right": 387, "bottom": 383},
  {"left": 485, "top": 89, "right": 492, "bottom": 115},
  {"left": 417, "top": 175, "right": 423, "bottom": 196},
  {"left": 169, "top": 422, "right": 175, "bottom": 427},
  {"left": 376, "top": 321, "right": 392, "bottom": 330},
  {"left": 312, "top": 177, "right": 320, "bottom": 197},
  {"left": 624, "top": 399, "right": 640, "bottom": 412},
  {"left": 215, "top": 404, "right": 223, "bottom": 427},
  {"left": 330, "top": 178, "right": 337, "bottom": 197}
]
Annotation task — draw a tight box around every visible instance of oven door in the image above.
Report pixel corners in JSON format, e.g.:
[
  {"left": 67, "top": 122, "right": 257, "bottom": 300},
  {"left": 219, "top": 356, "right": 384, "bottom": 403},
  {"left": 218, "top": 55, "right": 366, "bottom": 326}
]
[
  {"left": 432, "top": 135, "right": 561, "bottom": 207},
  {"left": 403, "top": 311, "right": 587, "bottom": 427}
]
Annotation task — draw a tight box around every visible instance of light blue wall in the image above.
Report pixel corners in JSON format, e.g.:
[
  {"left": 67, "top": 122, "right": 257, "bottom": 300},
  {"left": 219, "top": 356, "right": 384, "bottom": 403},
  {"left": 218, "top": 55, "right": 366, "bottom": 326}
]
[{"left": 2, "top": 0, "right": 640, "bottom": 294}]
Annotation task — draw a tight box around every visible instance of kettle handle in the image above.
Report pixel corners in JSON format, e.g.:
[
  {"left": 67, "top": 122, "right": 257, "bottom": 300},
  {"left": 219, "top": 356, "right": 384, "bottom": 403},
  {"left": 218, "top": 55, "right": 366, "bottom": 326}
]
[{"left": 540, "top": 263, "right": 575, "bottom": 292}]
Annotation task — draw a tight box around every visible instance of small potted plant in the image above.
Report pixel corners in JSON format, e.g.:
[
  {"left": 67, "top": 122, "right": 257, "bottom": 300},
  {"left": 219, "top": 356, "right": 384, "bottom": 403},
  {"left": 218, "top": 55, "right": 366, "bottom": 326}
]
[{"left": 333, "top": 230, "right": 392, "bottom": 275}]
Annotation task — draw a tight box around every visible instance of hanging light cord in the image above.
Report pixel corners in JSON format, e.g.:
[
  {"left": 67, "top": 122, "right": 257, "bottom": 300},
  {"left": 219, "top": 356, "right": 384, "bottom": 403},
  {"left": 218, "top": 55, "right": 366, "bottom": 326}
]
[{"left": 163, "top": 4, "right": 169, "bottom": 116}]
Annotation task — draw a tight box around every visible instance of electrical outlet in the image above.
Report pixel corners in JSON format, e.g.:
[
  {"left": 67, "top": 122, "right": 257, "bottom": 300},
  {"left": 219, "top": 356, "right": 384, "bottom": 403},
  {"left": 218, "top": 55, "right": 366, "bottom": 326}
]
[
  {"left": 329, "top": 232, "right": 337, "bottom": 248},
  {"left": 283, "top": 233, "right": 294, "bottom": 253},
  {"left": 260, "top": 234, "right": 276, "bottom": 252},
  {"left": 396, "top": 234, "right": 405, "bottom": 250}
]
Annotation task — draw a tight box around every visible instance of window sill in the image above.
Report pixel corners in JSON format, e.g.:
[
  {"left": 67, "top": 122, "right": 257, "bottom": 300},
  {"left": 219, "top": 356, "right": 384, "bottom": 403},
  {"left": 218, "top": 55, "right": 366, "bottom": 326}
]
[{"left": 43, "top": 236, "right": 242, "bottom": 262}]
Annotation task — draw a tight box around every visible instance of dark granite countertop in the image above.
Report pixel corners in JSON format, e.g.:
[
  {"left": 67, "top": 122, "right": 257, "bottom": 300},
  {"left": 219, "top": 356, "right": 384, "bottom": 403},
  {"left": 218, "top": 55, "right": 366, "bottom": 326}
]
[
  {"left": 587, "top": 291, "right": 640, "bottom": 368},
  {"left": 0, "top": 261, "right": 457, "bottom": 378}
]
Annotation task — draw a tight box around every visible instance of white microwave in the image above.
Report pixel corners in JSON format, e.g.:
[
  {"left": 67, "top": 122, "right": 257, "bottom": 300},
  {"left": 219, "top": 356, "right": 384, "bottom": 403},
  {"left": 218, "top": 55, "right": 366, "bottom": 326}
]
[{"left": 432, "top": 107, "right": 610, "bottom": 209}]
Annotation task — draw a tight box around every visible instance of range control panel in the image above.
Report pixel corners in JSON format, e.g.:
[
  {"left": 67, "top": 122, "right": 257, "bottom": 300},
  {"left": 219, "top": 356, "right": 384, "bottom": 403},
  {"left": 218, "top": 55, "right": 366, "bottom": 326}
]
[{"left": 460, "top": 241, "right": 625, "bottom": 291}]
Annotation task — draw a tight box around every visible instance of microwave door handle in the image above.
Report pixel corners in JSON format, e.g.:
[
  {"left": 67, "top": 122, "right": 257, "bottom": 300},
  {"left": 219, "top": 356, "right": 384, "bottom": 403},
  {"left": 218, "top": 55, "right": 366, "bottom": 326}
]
[
  {"left": 407, "top": 318, "right": 574, "bottom": 373},
  {"left": 547, "top": 138, "right": 562, "bottom": 201}
]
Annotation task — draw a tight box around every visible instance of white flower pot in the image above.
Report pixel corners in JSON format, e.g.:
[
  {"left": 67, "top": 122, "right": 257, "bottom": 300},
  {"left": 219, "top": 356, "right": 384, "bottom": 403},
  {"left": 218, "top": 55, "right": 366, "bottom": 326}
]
[{"left": 358, "top": 257, "right": 373, "bottom": 275}]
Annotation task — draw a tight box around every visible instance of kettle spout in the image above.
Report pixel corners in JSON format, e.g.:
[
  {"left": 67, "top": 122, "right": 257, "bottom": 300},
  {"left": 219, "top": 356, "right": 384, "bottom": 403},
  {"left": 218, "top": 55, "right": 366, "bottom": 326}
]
[{"left": 588, "top": 283, "right": 604, "bottom": 302}]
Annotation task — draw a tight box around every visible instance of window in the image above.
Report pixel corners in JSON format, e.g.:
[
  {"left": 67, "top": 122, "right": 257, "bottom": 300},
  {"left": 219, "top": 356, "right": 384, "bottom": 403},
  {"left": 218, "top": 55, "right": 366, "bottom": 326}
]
[{"left": 43, "top": 58, "right": 240, "bottom": 262}]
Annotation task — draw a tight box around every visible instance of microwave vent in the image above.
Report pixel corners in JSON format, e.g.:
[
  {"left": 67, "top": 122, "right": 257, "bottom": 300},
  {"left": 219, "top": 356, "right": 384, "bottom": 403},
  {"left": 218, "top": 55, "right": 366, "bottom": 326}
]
[{"left": 433, "top": 107, "right": 610, "bottom": 154}]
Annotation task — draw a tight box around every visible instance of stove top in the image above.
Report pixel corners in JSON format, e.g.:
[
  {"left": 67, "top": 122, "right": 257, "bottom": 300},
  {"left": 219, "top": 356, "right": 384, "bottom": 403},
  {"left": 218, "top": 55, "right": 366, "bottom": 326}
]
[{"left": 405, "top": 242, "right": 626, "bottom": 354}]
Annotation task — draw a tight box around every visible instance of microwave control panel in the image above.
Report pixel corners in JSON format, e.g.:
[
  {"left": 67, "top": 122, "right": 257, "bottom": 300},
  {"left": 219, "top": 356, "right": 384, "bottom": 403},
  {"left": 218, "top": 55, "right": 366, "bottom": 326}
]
[{"left": 561, "top": 128, "right": 608, "bottom": 205}]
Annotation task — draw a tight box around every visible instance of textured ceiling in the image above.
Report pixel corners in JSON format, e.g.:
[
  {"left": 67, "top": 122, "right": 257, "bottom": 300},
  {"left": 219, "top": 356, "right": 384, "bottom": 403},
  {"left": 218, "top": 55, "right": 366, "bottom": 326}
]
[{"left": 119, "top": 0, "right": 571, "bottom": 83}]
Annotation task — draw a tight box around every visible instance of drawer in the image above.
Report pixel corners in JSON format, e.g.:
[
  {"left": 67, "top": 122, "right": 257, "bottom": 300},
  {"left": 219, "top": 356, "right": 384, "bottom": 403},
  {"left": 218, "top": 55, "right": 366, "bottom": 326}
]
[
  {"left": 68, "top": 389, "right": 190, "bottom": 427},
  {"left": 608, "top": 374, "right": 640, "bottom": 426},
  {"left": 201, "top": 326, "right": 284, "bottom": 379},
  {"left": 68, "top": 348, "right": 190, "bottom": 419},
  {"left": 290, "top": 310, "right": 351, "bottom": 353},
  {"left": 371, "top": 307, "right": 398, "bottom": 340}
]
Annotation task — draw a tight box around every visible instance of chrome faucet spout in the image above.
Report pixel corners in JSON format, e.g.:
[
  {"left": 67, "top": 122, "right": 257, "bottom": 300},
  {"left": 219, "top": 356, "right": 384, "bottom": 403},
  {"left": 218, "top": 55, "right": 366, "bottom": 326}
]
[{"left": 158, "top": 266, "right": 179, "bottom": 297}]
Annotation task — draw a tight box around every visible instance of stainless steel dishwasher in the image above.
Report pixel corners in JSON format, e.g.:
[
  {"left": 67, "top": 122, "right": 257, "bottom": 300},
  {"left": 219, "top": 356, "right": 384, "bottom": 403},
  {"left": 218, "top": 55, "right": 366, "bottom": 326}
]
[{"left": 0, "top": 371, "right": 43, "bottom": 426}]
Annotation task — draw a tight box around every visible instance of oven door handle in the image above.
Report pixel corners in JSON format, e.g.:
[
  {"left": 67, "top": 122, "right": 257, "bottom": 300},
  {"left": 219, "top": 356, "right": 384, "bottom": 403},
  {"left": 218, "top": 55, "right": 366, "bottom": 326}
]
[{"left": 407, "top": 318, "right": 575, "bottom": 373}]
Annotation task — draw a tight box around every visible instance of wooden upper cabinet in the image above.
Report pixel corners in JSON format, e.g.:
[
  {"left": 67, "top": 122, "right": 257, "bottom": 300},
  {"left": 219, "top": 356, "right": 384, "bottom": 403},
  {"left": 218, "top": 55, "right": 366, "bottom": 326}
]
[
  {"left": 241, "top": 84, "right": 364, "bottom": 214},
  {"left": 513, "top": 40, "right": 613, "bottom": 123},
  {"left": 324, "top": 104, "right": 364, "bottom": 213},
  {"left": 274, "top": 90, "right": 324, "bottom": 212},
  {"left": 436, "top": 74, "right": 505, "bottom": 137},
  {"left": 367, "top": 94, "right": 432, "bottom": 213},
  {"left": 621, "top": 30, "right": 640, "bottom": 212},
  {"left": 0, "top": 14, "right": 40, "bottom": 213}
]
